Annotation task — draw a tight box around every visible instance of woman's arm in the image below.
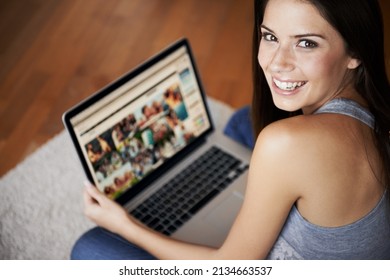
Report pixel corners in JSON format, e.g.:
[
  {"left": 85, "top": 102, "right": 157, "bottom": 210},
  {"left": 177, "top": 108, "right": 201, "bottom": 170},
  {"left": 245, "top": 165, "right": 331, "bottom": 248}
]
[{"left": 83, "top": 121, "right": 302, "bottom": 259}]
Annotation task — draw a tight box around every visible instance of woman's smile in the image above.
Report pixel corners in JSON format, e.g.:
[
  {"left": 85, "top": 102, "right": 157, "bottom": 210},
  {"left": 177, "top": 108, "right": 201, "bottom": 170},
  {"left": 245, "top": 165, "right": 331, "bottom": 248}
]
[{"left": 272, "top": 77, "right": 307, "bottom": 94}]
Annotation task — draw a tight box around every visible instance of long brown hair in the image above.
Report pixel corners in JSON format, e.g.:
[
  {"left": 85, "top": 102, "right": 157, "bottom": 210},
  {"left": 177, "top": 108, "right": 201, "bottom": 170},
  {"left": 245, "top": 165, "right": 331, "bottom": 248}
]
[{"left": 251, "top": 0, "right": 390, "bottom": 187}]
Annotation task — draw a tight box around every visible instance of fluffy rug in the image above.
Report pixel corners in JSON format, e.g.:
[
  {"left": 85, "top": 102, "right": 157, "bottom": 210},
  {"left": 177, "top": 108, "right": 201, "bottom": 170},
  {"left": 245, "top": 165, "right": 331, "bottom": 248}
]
[{"left": 0, "top": 98, "right": 233, "bottom": 259}]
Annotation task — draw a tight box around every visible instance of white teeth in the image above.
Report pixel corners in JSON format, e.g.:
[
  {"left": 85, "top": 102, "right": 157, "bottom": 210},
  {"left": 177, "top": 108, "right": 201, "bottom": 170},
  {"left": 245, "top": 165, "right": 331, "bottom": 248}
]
[{"left": 274, "top": 79, "right": 306, "bottom": 91}]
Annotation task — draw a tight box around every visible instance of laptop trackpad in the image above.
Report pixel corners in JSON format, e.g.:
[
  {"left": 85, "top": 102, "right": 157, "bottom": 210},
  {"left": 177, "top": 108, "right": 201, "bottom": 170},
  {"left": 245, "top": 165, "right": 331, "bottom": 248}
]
[{"left": 203, "top": 191, "right": 244, "bottom": 231}]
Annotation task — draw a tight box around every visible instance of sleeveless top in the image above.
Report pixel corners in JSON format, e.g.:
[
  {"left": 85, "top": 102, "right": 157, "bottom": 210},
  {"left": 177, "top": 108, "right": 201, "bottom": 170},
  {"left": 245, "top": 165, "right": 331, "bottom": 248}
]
[{"left": 266, "top": 98, "right": 390, "bottom": 260}]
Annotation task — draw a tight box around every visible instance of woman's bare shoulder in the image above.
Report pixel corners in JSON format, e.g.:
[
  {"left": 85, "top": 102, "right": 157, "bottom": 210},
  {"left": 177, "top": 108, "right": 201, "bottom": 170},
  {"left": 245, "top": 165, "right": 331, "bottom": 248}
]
[
  {"left": 255, "top": 114, "right": 327, "bottom": 155},
  {"left": 256, "top": 113, "right": 352, "bottom": 154},
  {"left": 251, "top": 114, "right": 357, "bottom": 191},
  {"left": 249, "top": 116, "right": 320, "bottom": 195}
]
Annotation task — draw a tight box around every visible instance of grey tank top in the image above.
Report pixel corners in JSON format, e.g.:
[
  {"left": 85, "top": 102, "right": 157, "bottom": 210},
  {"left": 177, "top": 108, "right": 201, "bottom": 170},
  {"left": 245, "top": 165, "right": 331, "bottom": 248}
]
[{"left": 267, "top": 98, "right": 390, "bottom": 260}]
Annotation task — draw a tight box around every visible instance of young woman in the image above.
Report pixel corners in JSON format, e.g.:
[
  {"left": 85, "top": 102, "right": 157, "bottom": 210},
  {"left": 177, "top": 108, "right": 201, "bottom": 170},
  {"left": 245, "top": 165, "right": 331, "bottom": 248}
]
[{"left": 71, "top": 0, "right": 390, "bottom": 259}]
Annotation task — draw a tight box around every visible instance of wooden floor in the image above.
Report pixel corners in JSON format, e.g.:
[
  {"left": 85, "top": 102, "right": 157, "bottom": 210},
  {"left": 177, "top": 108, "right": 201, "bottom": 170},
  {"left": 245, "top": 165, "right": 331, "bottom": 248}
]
[{"left": 0, "top": 0, "right": 388, "bottom": 176}]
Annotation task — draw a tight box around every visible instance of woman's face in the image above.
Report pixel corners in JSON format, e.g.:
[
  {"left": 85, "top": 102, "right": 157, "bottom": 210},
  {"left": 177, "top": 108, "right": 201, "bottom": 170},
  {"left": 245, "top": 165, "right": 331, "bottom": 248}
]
[{"left": 258, "top": 0, "right": 359, "bottom": 114}]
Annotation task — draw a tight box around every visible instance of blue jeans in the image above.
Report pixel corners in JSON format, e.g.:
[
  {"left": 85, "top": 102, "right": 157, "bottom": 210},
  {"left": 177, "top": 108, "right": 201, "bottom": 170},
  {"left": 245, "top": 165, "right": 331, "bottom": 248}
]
[
  {"left": 71, "top": 227, "right": 157, "bottom": 260},
  {"left": 223, "top": 106, "right": 254, "bottom": 149},
  {"left": 71, "top": 106, "right": 254, "bottom": 260}
]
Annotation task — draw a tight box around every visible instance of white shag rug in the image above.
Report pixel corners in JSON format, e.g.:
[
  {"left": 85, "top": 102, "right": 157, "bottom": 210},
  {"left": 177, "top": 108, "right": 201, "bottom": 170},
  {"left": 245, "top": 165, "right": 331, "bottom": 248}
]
[{"left": 0, "top": 98, "right": 233, "bottom": 259}]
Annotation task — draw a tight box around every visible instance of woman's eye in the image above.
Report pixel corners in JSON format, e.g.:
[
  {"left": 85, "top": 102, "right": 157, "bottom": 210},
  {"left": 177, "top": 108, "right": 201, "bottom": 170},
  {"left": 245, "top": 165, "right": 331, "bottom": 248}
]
[
  {"left": 297, "top": 40, "right": 317, "bottom": 48},
  {"left": 261, "top": 32, "right": 277, "bottom": 42}
]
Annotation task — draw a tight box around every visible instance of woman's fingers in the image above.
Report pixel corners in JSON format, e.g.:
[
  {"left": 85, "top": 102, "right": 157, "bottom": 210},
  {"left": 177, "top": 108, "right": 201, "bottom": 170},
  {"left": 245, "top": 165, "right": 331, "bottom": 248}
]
[{"left": 84, "top": 181, "right": 105, "bottom": 205}]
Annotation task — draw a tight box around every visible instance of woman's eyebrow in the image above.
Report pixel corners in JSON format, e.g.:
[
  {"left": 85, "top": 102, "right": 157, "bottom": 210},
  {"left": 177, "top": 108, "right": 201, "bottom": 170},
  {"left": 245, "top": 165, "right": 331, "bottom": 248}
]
[
  {"left": 260, "top": 24, "right": 274, "bottom": 33},
  {"left": 260, "top": 24, "right": 326, "bottom": 39},
  {"left": 294, "top": 33, "right": 326, "bottom": 39}
]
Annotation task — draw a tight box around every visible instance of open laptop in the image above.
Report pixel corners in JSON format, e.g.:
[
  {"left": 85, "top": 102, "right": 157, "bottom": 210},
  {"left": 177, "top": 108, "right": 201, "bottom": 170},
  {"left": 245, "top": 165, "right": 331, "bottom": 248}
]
[{"left": 62, "top": 38, "right": 252, "bottom": 247}]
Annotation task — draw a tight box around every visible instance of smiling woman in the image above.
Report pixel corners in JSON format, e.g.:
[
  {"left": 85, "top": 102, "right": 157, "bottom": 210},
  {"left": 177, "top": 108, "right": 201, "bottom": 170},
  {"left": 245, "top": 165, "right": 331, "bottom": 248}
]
[
  {"left": 250, "top": 0, "right": 390, "bottom": 259},
  {"left": 258, "top": 0, "right": 361, "bottom": 114},
  {"left": 69, "top": 0, "right": 390, "bottom": 260}
]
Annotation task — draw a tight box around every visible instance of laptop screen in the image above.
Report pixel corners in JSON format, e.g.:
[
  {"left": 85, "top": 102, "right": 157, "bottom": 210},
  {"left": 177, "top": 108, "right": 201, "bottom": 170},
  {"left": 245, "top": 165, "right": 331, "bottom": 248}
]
[{"left": 66, "top": 40, "right": 212, "bottom": 201}]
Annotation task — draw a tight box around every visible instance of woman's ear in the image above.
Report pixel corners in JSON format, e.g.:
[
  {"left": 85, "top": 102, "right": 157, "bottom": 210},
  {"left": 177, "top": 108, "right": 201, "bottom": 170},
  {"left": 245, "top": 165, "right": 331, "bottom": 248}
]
[{"left": 347, "top": 58, "right": 361, "bottom": 70}]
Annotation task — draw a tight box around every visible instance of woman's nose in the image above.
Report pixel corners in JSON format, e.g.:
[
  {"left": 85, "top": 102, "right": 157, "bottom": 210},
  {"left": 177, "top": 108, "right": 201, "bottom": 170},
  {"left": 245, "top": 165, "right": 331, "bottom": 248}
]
[{"left": 269, "top": 45, "right": 295, "bottom": 73}]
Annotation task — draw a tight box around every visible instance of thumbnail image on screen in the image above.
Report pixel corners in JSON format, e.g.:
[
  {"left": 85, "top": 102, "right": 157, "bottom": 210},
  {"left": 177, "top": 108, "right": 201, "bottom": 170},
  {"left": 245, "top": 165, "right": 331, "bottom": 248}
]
[{"left": 84, "top": 83, "right": 195, "bottom": 199}]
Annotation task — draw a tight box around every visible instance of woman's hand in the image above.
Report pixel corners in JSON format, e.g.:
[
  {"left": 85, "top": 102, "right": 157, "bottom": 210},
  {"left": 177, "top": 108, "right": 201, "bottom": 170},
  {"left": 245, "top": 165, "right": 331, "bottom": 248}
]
[{"left": 83, "top": 181, "right": 132, "bottom": 235}]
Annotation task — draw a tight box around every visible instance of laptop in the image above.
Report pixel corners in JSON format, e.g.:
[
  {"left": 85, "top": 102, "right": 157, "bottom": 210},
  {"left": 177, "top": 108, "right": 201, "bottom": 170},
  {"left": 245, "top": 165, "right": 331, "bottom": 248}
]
[{"left": 62, "top": 38, "right": 252, "bottom": 247}]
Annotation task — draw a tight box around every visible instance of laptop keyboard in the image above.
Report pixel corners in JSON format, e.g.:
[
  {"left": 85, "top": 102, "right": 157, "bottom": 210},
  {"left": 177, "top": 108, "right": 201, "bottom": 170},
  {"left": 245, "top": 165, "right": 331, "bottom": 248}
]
[{"left": 130, "top": 146, "right": 248, "bottom": 236}]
